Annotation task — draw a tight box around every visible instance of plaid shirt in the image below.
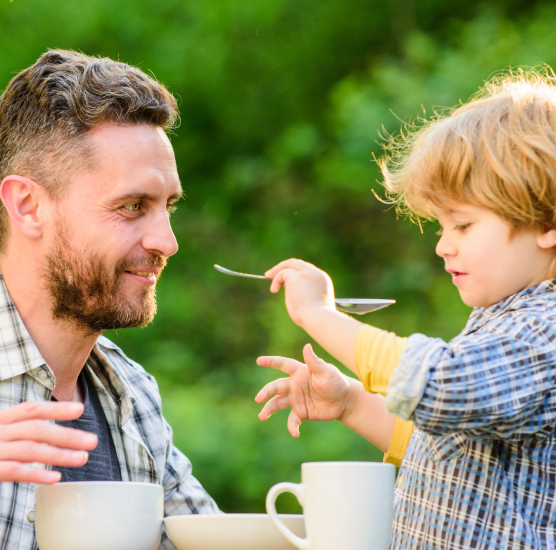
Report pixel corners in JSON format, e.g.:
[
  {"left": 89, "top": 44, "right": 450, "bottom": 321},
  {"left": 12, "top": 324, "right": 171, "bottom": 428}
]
[
  {"left": 386, "top": 279, "right": 556, "bottom": 550},
  {"left": 0, "top": 274, "right": 220, "bottom": 550}
]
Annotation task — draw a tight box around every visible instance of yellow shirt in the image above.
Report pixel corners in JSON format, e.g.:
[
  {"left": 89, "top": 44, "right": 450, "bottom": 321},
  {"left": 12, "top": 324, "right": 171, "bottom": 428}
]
[{"left": 354, "top": 324, "right": 414, "bottom": 466}]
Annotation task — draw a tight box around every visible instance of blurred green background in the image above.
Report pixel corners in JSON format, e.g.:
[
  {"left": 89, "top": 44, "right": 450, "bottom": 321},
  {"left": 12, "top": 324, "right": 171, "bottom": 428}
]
[{"left": 1, "top": 0, "right": 555, "bottom": 513}]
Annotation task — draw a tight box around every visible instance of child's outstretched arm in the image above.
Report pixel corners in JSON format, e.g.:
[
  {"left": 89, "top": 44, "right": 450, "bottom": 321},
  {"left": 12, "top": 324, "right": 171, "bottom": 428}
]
[
  {"left": 255, "top": 343, "right": 396, "bottom": 451},
  {"left": 265, "top": 259, "right": 364, "bottom": 374}
]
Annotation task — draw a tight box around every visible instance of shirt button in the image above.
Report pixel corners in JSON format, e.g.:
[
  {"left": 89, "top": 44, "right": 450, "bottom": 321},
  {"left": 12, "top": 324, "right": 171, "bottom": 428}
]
[
  {"left": 27, "top": 510, "right": 35, "bottom": 523},
  {"left": 397, "top": 476, "right": 403, "bottom": 488},
  {"left": 37, "top": 369, "right": 48, "bottom": 381}
]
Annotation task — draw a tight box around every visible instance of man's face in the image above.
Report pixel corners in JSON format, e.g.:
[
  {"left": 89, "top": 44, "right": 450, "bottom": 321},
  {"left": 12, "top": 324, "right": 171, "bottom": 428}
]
[{"left": 43, "top": 123, "right": 181, "bottom": 334}]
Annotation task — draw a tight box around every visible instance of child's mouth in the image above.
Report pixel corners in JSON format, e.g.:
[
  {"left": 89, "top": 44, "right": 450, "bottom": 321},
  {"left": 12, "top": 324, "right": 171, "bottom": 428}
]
[{"left": 447, "top": 269, "right": 467, "bottom": 283}]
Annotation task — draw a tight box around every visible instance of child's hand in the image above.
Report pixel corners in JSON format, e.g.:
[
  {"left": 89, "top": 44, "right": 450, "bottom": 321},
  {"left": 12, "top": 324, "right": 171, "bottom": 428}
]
[
  {"left": 265, "top": 259, "right": 336, "bottom": 327},
  {"left": 255, "top": 343, "right": 363, "bottom": 437}
]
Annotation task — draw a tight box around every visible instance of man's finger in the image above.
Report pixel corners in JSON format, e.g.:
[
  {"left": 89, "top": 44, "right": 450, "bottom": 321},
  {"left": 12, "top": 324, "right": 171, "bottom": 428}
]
[
  {"left": 0, "top": 420, "right": 98, "bottom": 450},
  {"left": 0, "top": 401, "right": 84, "bottom": 425},
  {"left": 258, "top": 394, "right": 291, "bottom": 421},
  {"left": 255, "top": 378, "right": 291, "bottom": 403},
  {"left": 0, "top": 441, "right": 90, "bottom": 467},
  {"left": 0, "top": 462, "right": 61, "bottom": 484}
]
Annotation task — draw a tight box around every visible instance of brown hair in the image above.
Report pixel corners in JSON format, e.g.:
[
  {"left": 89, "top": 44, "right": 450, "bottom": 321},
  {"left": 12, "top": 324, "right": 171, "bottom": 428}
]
[
  {"left": 0, "top": 49, "right": 178, "bottom": 250},
  {"left": 380, "top": 69, "right": 556, "bottom": 231}
]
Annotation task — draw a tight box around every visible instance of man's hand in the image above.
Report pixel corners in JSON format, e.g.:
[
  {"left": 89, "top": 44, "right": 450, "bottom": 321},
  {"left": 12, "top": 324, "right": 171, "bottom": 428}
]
[
  {"left": 0, "top": 401, "right": 98, "bottom": 484},
  {"left": 265, "top": 259, "right": 336, "bottom": 328},
  {"left": 255, "top": 343, "right": 363, "bottom": 438}
]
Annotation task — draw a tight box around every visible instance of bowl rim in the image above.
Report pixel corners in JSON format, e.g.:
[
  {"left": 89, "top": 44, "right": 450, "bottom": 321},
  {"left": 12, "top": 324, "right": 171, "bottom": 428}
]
[{"left": 164, "top": 513, "right": 303, "bottom": 525}]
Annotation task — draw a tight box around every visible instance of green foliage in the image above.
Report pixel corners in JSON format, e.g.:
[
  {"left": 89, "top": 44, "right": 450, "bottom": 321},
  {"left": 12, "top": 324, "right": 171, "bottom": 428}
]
[{"left": 0, "top": 0, "right": 553, "bottom": 512}]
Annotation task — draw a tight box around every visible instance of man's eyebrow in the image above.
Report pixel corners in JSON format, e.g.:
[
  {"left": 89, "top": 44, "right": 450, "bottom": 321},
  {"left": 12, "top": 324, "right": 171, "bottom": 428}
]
[{"left": 113, "top": 189, "right": 184, "bottom": 202}]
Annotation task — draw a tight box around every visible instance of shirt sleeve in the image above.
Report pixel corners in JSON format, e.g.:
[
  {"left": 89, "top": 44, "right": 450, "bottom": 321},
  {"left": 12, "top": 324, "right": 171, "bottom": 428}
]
[
  {"left": 386, "top": 325, "right": 556, "bottom": 440},
  {"left": 354, "top": 325, "right": 414, "bottom": 465},
  {"left": 355, "top": 324, "right": 409, "bottom": 396},
  {"left": 384, "top": 418, "right": 416, "bottom": 467}
]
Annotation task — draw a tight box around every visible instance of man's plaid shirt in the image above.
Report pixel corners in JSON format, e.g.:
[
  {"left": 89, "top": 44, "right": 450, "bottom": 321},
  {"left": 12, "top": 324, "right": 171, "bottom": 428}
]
[
  {"left": 0, "top": 274, "right": 220, "bottom": 550},
  {"left": 386, "top": 279, "right": 556, "bottom": 549}
]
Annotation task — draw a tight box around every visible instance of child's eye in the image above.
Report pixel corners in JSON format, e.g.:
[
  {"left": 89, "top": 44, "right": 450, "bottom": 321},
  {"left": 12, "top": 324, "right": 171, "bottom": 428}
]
[
  {"left": 454, "top": 223, "right": 470, "bottom": 231},
  {"left": 167, "top": 203, "right": 178, "bottom": 215},
  {"left": 435, "top": 227, "right": 443, "bottom": 236}
]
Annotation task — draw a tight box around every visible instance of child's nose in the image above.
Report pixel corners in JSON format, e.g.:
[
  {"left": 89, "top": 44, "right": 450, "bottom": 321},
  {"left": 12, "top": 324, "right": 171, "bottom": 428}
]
[{"left": 435, "top": 233, "right": 456, "bottom": 257}]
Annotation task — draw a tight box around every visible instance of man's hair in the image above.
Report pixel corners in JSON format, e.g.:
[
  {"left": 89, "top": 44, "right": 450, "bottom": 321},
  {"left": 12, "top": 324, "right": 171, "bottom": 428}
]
[
  {"left": 380, "top": 68, "right": 556, "bottom": 231},
  {"left": 0, "top": 49, "right": 178, "bottom": 249}
]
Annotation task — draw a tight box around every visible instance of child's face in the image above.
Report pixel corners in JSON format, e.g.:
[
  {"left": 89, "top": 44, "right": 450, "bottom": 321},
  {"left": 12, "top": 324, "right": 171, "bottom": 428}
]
[{"left": 434, "top": 204, "right": 556, "bottom": 308}]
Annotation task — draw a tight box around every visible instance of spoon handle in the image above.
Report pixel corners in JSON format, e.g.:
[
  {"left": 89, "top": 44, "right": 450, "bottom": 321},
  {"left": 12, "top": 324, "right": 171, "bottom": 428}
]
[
  {"left": 213, "top": 265, "right": 395, "bottom": 315},
  {"left": 214, "top": 264, "right": 268, "bottom": 279}
]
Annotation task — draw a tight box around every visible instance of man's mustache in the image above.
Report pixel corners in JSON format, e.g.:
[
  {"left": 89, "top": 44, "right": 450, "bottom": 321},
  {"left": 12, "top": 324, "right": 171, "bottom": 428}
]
[{"left": 116, "top": 254, "right": 167, "bottom": 277}]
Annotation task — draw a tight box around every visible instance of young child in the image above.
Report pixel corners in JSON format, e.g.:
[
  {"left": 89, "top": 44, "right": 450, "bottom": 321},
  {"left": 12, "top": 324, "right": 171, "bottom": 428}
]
[{"left": 255, "top": 72, "right": 556, "bottom": 549}]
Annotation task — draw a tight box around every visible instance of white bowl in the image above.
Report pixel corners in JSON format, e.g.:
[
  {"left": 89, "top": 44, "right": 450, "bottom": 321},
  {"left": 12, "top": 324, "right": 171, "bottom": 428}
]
[
  {"left": 35, "top": 482, "right": 163, "bottom": 550},
  {"left": 164, "top": 513, "right": 305, "bottom": 550}
]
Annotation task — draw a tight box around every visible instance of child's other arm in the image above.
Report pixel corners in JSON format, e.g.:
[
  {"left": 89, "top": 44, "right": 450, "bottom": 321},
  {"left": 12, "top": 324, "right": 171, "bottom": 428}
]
[
  {"left": 265, "top": 259, "right": 365, "bottom": 375},
  {"left": 256, "top": 343, "right": 396, "bottom": 451}
]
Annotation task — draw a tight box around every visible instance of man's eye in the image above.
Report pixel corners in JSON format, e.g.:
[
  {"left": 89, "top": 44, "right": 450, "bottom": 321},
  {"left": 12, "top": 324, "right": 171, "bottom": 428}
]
[{"left": 124, "top": 203, "right": 141, "bottom": 212}]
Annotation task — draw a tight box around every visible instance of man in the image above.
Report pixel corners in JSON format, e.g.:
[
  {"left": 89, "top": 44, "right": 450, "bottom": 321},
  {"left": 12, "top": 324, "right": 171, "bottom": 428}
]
[{"left": 0, "top": 50, "right": 220, "bottom": 549}]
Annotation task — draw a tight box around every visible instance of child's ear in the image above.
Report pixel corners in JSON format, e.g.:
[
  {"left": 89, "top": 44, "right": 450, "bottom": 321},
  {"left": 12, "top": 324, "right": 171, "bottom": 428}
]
[{"left": 537, "top": 228, "right": 556, "bottom": 249}]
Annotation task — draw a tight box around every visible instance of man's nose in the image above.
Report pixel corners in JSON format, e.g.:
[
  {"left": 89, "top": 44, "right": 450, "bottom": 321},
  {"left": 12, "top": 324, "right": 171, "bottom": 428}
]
[{"left": 142, "top": 212, "right": 179, "bottom": 258}]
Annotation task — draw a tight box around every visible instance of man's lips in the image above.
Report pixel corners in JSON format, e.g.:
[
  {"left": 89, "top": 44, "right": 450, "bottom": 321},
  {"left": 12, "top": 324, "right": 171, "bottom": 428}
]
[{"left": 124, "top": 269, "right": 161, "bottom": 282}]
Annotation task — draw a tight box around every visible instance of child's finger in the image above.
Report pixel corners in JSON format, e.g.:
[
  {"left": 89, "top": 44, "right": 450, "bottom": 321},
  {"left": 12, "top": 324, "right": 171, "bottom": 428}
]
[
  {"left": 256, "top": 356, "right": 302, "bottom": 375},
  {"left": 302, "top": 343, "right": 330, "bottom": 374},
  {"left": 264, "top": 259, "right": 309, "bottom": 279},
  {"left": 269, "top": 268, "right": 300, "bottom": 294},
  {"left": 255, "top": 378, "right": 291, "bottom": 403},
  {"left": 258, "top": 394, "right": 291, "bottom": 421},
  {"left": 287, "top": 410, "right": 302, "bottom": 438}
]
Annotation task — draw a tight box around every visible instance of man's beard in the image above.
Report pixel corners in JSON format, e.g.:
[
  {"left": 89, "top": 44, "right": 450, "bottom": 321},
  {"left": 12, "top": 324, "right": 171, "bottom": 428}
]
[{"left": 44, "top": 235, "right": 166, "bottom": 335}]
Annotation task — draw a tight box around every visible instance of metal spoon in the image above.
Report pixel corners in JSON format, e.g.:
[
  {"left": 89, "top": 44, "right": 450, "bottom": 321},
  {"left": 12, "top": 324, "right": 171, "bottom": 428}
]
[{"left": 214, "top": 265, "right": 395, "bottom": 315}]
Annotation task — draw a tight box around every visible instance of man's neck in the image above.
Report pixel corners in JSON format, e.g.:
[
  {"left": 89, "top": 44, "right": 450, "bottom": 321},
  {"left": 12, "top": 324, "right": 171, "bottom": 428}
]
[{"left": 0, "top": 255, "right": 98, "bottom": 403}]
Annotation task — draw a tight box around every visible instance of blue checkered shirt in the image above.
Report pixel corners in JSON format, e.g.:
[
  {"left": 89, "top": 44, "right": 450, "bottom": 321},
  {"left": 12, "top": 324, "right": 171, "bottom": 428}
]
[
  {"left": 0, "top": 273, "right": 220, "bottom": 550},
  {"left": 386, "top": 279, "right": 556, "bottom": 549}
]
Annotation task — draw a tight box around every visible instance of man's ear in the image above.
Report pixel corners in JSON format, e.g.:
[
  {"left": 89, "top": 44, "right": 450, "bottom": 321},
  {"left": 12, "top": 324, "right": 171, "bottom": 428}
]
[
  {"left": 0, "top": 175, "right": 45, "bottom": 239},
  {"left": 537, "top": 227, "right": 556, "bottom": 249}
]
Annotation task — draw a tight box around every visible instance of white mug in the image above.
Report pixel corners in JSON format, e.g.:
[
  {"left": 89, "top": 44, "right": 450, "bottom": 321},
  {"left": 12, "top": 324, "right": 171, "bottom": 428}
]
[
  {"left": 266, "top": 462, "right": 395, "bottom": 550},
  {"left": 35, "top": 481, "right": 164, "bottom": 550}
]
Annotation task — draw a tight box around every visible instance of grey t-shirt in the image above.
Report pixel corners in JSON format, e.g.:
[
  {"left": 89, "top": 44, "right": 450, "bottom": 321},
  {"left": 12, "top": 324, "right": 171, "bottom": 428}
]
[{"left": 53, "top": 368, "right": 121, "bottom": 482}]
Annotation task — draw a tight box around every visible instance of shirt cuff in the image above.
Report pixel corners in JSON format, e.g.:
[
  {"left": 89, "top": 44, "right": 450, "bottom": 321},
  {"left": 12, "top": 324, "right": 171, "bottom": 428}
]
[{"left": 385, "top": 334, "right": 447, "bottom": 420}]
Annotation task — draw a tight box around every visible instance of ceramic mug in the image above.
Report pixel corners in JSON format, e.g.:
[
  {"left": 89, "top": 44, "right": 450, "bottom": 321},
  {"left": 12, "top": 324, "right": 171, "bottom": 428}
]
[
  {"left": 35, "top": 481, "right": 164, "bottom": 550},
  {"left": 266, "top": 462, "right": 395, "bottom": 550}
]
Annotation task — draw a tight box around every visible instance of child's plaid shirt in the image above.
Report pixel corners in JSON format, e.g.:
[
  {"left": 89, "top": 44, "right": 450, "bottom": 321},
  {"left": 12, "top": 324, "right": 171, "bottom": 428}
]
[
  {"left": 0, "top": 273, "right": 220, "bottom": 550},
  {"left": 387, "top": 279, "right": 556, "bottom": 549}
]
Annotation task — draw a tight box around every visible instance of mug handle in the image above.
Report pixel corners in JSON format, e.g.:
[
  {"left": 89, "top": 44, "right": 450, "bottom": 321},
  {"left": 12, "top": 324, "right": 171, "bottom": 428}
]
[{"left": 266, "top": 482, "right": 308, "bottom": 550}]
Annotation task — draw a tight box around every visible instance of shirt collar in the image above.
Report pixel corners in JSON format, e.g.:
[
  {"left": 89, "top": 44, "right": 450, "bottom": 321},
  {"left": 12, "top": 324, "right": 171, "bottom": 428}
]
[
  {"left": 91, "top": 336, "right": 138, "bottom": 422},
  {"left": 0, "top": 271, "right": 48, "bottom": 381},
  {"left": 463, "top": 279, "right": 556, "bottom": 334}
]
